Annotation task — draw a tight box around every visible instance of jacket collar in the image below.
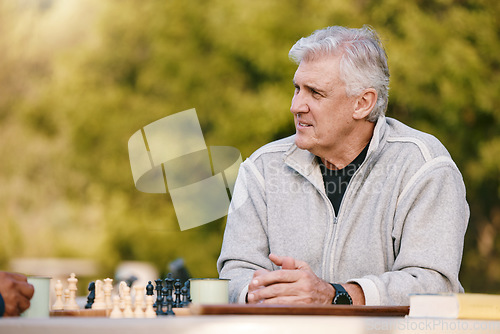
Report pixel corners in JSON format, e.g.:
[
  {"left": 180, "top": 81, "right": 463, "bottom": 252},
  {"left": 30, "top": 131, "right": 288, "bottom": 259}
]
[{"left": 283, "top": 116, "right": 388, "bottom": 183}]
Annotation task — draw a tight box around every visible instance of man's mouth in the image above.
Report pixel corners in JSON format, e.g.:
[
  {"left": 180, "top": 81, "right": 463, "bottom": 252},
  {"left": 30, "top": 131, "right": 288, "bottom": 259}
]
[{"left": 298, "top": 122, "right": 312, "bottom": 127}]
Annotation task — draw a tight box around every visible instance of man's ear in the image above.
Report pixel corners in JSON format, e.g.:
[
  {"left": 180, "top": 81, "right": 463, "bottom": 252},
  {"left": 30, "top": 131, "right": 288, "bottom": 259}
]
[{"left": 353, "top": 88, "right": 377, "bottom": 120}]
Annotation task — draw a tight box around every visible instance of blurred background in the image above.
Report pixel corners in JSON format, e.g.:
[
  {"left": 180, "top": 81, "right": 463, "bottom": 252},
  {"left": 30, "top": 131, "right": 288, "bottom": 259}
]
[{"left": 0, "top": 0, "right": 498, "bottom": 295}]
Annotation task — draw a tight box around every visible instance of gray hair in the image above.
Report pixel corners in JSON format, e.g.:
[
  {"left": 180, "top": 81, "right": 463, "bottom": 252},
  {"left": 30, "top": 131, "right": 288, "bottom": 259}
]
[{"left": 289, "top": 26, "right": 390, "bottom": 121}]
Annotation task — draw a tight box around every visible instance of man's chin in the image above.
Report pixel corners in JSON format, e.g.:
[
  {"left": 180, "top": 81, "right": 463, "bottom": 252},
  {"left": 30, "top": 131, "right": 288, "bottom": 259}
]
[{"left": 294, "top": 137, "right": 312, "bottom": 151}]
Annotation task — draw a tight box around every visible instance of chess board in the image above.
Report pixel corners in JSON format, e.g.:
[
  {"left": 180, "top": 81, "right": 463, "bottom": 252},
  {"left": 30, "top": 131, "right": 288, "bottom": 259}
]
[
  {"left": 50, "top": 273, "right": 410, "bottom": 318},
  {"left": 51, "top": 273, "right": 192, "bottom": 318}
]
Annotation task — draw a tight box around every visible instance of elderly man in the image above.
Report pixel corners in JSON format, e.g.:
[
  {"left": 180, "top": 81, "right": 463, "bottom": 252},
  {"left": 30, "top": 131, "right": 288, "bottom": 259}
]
[{"left": 217, "top": 26, "right": 469, "bottom": 306}]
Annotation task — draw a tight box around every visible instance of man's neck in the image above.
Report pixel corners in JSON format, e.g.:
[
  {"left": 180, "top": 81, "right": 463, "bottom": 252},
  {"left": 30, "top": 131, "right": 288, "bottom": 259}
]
[{"left": 320, "top": 121, "right": 375, "bottom": 170}]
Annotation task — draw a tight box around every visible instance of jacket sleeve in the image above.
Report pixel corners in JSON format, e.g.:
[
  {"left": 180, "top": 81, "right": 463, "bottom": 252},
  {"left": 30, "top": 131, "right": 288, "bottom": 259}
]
[
  {"left": 351, "top": 157, "right": 469, "bottom": 305},
  {"left": 0, "top": 292, "right": 5, "bottom": 317},
  {"left": 217, "top": 159, "right": 274, "bottom": 303}
]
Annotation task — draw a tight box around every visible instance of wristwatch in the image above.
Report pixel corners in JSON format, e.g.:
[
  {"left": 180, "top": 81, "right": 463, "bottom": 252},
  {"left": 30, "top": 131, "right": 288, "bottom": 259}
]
[{"left": 330, "top": 283, "right": 353, "bottom": 305}]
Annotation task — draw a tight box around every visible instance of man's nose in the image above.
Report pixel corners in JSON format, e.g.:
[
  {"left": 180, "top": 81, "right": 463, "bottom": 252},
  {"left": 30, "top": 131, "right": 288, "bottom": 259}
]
[{"left": 290, "top": 91, "right": 308, "bottom": 115}]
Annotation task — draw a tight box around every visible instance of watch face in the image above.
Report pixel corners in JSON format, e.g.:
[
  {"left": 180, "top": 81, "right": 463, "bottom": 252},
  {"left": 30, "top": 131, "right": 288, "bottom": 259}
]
[{"left": 334, "top": 293, "right": 352, "bottom": 305}]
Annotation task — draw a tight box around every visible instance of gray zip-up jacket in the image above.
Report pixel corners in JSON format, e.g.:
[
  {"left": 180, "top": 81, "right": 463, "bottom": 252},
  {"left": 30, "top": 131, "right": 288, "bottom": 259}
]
[{"left": 217, "top": 116, "right": 469, "bottom": 306}]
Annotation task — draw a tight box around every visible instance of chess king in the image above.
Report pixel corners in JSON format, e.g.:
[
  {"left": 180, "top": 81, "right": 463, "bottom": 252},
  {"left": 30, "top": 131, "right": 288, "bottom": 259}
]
[{"left": 217, "top": 25, "right": 469, "bottom": 306}]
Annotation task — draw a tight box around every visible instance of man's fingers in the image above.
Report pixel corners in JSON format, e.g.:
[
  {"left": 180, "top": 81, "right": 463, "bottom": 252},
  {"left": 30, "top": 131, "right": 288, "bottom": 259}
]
[
  {"left": 252, "top": 269, "right": 269, "bottom": 278},
  {"left": 293, "top": 259, "right": 312, "bottom": 271},
  {"left": 249, "top": 282, "right": 296, "bottom": 301},
  {"left": 269, "top": 254, "right": 296, "bottom": 269},
  {"left": 18, "top": 296, "right": 31, "bottom": 313},
  {"left": 269, "top": 254, "right": 312, "bottom": 271},
  {"left": 251, "top": 269, "right": 299, "bottom": 289},
  {"left": 18, "top": 281, "right": 35, "bottom": 299},
  {"left": 0, "top": 272, "right": 28, "bottom": 283}
]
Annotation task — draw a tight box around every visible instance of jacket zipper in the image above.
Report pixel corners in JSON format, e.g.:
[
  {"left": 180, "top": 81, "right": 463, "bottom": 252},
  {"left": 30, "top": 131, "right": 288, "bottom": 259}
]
[{"left": 325, "top": 150, "right": 372, "bottom": 283}]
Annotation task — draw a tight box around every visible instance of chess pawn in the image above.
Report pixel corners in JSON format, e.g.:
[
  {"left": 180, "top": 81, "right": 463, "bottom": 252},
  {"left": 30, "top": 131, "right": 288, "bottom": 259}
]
[
  {"left": 65, "top": 273, "right": 79, "bottom": 310},
  {"left": 122, "top": 285, "right": 134, "bottom": 318},
  {"left": 92, "top": 280, "right": 106, "bottom": 310},
  {"left": 63, "top": 288, "right": 70, "bottom": 310},
  {"left": 164, "top": 295, "right": 175, "bottom": 316},
  {"left": 144, "top": 295, "right": 156, "bottom": 318},
  {"left": 52, "top": 280, "right": 64, "bottom": 310},
  {"left": 181, "top": 286, "right": 189, "bottom": 308},
  {"left": 173, "top": 280, "right": 181, "bottom": 308},
  {"left": 104, "top": 278, "right": 113, "bottom": 309},
  {"left": 109, "top": 295, "right": 123, "bottom": 319},
  {"left": 133, "top": 285, "right": 145, "bottom": 318},
  {"left": 119, "top": 281, "right": 128, "bottom": 310}
]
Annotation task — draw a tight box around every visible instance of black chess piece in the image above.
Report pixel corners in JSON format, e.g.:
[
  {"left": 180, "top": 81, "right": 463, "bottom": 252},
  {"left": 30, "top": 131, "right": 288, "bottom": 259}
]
[
  {"left": 165, "top": 295, "right": 175, "bottom": 316},
  {"left": 184, "top": 280, "right": 191, "bottom": 303},
  {"left": 166, "top": 274, "right": 174, "bottom": 299},
  {"left": 174, "top": 279, "right": 182, "bottom": 308},
  {"left": 146, "top": 281, "right": 154, "bottom": 296},
  {"left": 181, "top": 286, "right": 190, "bottom": 308},
  {"left": 85, "top": 281, "right": 95, "bottom": 309},
  {"left": 155, "top": 279, "right": 163, "bottom": 315},
  {"left": 161, "top": 283, "right": 169, "bottom": 315}
]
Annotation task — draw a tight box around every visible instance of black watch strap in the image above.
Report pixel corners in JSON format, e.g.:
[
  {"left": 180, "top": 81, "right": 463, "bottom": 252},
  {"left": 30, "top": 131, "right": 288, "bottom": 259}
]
[{"left": 330, "top": 283, "right": 353, "bottom": 305}]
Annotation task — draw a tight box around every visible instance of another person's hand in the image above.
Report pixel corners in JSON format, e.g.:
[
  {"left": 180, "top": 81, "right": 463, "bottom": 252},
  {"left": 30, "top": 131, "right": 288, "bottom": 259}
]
[
  {"left": 0, "top": 271, "right": 34, "bottom": 316},
  {"left": 247, "top": 254, "right": 334, "bottom": 304}
]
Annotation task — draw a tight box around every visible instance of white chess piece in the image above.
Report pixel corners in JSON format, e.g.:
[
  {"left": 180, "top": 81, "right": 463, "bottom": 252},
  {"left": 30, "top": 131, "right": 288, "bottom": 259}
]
[
  {"left": 119, "top": 281, "right": 127, "bottom": 310},
  {"left": 144, "top": 295, "right": 156, "bottom": 318},
  {"left": 52, "top": 280, "right": 64, "bottom": 310},
  {"left": 109, "top": 295, "right": 123, "bottom": 318},
  {"left": 104, "top": 278, "right": 113, "bottom": 309},
  {"left": 65, "top": 273, "right": 79, "bottom": 310},
  {"left": 133, "top": 285, "right": 145, "bottom": 318},
  {"left": 92, "top": 280, "right": 106, "bottom": 310},
  {"left": 63, "top": 288, "right": 70, "bottom": 310},
  {"left": 122, "top": 285, "right": 134, "bottom": 318}
]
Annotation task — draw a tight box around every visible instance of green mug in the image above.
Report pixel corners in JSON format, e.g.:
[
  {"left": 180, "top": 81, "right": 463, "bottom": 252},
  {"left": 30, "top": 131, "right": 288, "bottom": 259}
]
[
  {"left": 189, "top": 278, "right": 229, "bottom": 304},
  {"left": 21, "top": 276, "right": 51, "bottom": 318}
]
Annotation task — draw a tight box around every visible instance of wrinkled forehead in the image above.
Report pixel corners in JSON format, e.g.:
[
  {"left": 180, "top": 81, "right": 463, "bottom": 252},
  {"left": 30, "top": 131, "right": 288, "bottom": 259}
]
[
  {"left": 293, "top": 54, "right": 345, "bottom": 90},
  {"left": 294, "top": 54, "right": 342, "bottom": 80}
]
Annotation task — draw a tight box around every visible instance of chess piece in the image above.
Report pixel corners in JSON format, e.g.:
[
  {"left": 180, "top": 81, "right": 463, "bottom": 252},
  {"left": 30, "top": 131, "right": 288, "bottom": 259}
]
[
  {"left": 133, "top": 285, "right": 145, "bottom": 318},
  {"left": 52, "top": 280, "right": 64, "bottom": 310},
  {"left": 65, "top": 273, "right": 79, "bottom": 310},
  {"left": 63, "top": 288, "right": 70, "bottom": 310},
  {"left": 181, "top": 286, "right": 189, "bottom": 308},
  {"left": 185, "top": 280, "right": 191, "bottom": 303},
  {"left": 161, "top": 283, "right": 169, "bottom": 314},
  {"left": 174, "top": 279, "right": 182, "bottom": 308},
  {"left": 165, "top": 274, "right": 174, "bottom": 299},
  {"left": 119, "top": 281, "right": 128, "bottom": 310},
  {"left": 104, "top": 278, "right": 113, "bottom": 309},
  {"left": 145, "top": 281, "right": 156, "bottom": 318},
  {"left": 164, "top": 295, "right": 175, "bottom": 316},
  {"left": 85, "top": 281, "right": 96, "bottom": 309},
  {"left": 109, "top": 295, "right": 123, "bottom": 318},
  {"left": 155, "top": 279, "right": 163, "bottom": 315},
  {"left": 122, "top": 284, "right": 134, "bottom": 318},
  {"left": 92, "top": 280, "right": 106, "bottom": 310}
]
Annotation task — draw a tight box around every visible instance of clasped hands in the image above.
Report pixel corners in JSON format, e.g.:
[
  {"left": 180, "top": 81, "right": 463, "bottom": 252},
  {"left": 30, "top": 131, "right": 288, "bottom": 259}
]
[{"left": 247, "top": 254, "right": 364, "bottom": 305}]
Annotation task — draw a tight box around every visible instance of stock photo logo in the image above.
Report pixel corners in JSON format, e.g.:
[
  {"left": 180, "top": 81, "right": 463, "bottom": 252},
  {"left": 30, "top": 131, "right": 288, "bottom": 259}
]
[{"left": 128, "top": 108, "right": 242, "bottom": 230}]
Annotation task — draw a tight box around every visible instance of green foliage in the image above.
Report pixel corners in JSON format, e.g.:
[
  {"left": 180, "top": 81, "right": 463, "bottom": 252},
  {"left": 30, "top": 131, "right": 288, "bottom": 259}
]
[{"left": 0, "top": 0, "right": 498, "bottom": 291}]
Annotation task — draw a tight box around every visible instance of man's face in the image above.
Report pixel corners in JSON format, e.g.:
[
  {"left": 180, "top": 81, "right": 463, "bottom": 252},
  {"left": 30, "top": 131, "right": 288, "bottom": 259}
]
[{"left": 290, "top": 55, "right": 357, "bottom": 158}]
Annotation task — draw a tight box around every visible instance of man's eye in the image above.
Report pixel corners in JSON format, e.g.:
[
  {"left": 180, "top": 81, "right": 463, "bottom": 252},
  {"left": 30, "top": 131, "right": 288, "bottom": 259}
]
[{"left": 311, "top": 89, "right": 321, "bottom": 97}]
